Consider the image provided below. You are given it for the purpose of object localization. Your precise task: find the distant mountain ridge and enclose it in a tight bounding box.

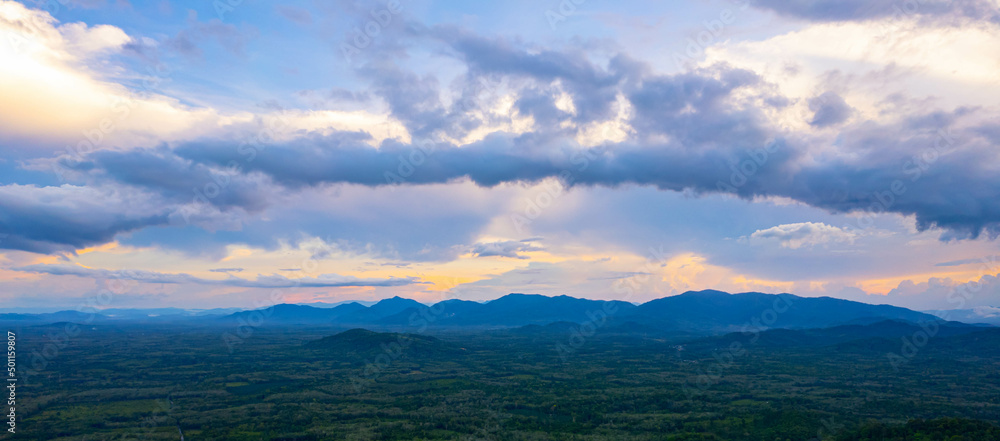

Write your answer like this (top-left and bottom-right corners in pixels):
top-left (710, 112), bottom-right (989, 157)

top-left (924, 306), bottom-right (1000, 326)
top-left (0, 291), bottom-right (963, 336)
top-left (620, 290), bottom-right (939, 333)
top-left (376, 293), bottom-right (637, 327)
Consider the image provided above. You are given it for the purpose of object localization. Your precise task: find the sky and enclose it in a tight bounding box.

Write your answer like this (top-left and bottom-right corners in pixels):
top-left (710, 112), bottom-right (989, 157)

top-left (1, 0), bottom-right (1000, 311)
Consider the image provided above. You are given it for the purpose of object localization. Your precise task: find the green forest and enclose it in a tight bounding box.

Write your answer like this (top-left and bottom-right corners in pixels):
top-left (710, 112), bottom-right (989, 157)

top-left (15, 323), bottom-right (1000, 440)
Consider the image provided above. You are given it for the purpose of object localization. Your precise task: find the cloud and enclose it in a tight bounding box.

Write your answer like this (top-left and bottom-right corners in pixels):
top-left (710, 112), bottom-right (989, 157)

top-left (0, 1), bottom-right (225, 150)
top-left (426, 26), bottom-right (632, 126)
top-left (296, 88), bottom-right (371, 109)
top-left (970, 306), bottom-right (1000, 317)
top-left (14, 264), bottom-right (421, 288)
top-left (750, 222), bottom-right (858, 248)
top-left (587, 271), bottom-right (652, 281)
top-left (83, 147), bottom-right (276, 212)
top-left (936, 257), bottom-right (1000, 267)
top-left (5, 5), bottom-right (1000, 260)
top-left (809, 92), bottom-right (853, 127)
top-left (14, 62), bottom-right (1000, 255)
top-left (748, 0), bottom-right (1000, 23)
top-left (164, 10), bottom-right (257, 59)
top-left (171, 105), bottom-right (1000, 240)
top-left (208, 267), bottom-right (243, 273)
top-left (0, 184), bottom-right (172, 254)
top-left (883, 271), bottom-right (1000, 310)
top-left (469, 240), bottom-right (544, 259)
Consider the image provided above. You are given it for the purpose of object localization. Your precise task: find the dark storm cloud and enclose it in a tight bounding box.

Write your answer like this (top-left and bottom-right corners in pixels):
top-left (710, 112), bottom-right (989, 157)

top-left (85, 148), bottom-right (272, 212)
top-left (167, 129), bottom-right (785, 193)
top-left (785, 111), bottom-right (1000, 239)
top-left (0, 185), bottom-right (171, 254)
top-left (152, 102), bottom-right (1000, 241)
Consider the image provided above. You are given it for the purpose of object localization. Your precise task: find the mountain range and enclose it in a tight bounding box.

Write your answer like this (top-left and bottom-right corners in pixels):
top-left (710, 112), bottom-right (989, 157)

top-left (0, 290), bottom-right (970, 337)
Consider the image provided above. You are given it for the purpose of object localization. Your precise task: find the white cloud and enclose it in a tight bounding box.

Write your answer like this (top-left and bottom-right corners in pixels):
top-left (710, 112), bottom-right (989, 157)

top-left (750, 222), bottom-right (858, 249)
top-left (0, 1), bottom-right (216, 147)
top-left (882, 272), bottom-right (1000, 310)
top-left (468, 239), bottom-right (543, 259)
top-left (971, 305), bottom-right (1000, 317)
top-left (703, 17), bottom-right (1000, 129)
top-left (0, 1), bottom-right (412, 153)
